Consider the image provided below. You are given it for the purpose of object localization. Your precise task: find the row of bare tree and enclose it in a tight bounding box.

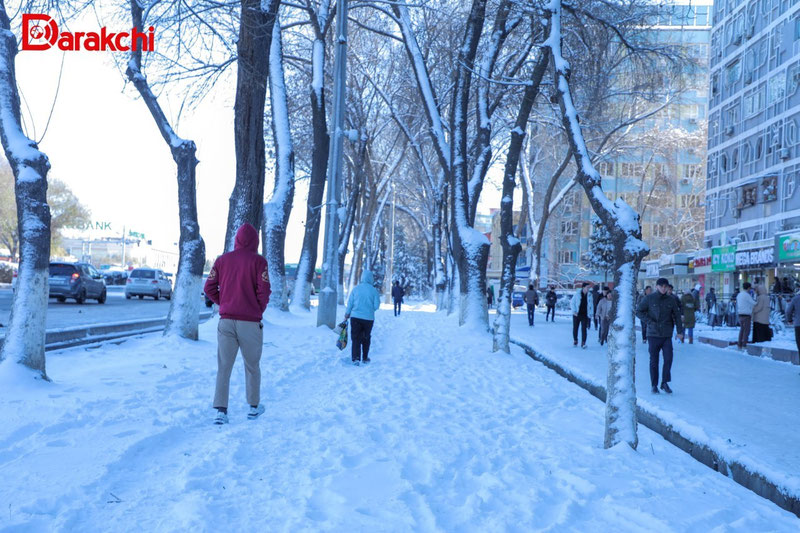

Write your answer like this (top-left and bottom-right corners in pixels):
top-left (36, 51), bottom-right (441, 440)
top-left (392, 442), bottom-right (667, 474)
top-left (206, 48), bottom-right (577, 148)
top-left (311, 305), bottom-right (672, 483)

top-left (0, 0), bottom-right (699, 449)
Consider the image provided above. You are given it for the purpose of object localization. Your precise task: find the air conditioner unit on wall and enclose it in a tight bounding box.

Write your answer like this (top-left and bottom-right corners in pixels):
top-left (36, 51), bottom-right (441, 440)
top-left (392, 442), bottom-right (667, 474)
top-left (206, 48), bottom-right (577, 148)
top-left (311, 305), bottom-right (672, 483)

top-left (780, 148), bottom-right (791, 159)
top-left (725, 126), bottom-right (735, 136)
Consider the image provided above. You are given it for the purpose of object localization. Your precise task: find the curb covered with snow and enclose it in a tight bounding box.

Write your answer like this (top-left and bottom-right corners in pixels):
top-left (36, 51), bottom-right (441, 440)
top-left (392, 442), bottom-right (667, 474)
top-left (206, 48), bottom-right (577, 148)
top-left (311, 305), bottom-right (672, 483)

top-left (0, 312), bottom-right (213, 352)
top-left (511, 338), bottom-right (800, 519)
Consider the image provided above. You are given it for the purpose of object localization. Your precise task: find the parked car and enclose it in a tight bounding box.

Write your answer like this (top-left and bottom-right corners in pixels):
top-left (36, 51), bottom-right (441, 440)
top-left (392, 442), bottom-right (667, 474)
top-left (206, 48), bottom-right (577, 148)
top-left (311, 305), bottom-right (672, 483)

top-left (511, 285), bottom-right (527, 309)
top-left (49, 262), bottom-right (107, 304)
top-left (201, 272), bottom-right (213, 307)
top-left (125, 268), bottom-right (173, 300)
top-left (101, 268), bottom-right (128, 286)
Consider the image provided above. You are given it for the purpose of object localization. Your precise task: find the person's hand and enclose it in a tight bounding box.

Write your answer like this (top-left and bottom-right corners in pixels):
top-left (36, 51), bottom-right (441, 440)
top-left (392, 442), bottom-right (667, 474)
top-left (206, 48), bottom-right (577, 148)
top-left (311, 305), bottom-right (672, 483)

top-left (344, 314), bottom-right (350, 320)
top-left (677, 334), bottom-right (684, 342)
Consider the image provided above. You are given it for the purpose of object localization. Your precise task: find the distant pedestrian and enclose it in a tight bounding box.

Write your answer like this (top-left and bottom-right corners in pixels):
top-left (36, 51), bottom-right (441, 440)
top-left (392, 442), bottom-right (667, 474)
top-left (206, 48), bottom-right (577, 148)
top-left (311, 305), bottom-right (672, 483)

top-left (705, 287), bottom-right (717, 329)
top-left (391, 280), bottom-right (405, 317)
top-left (784, 290), bottom-right (800, 355)
top-left (772, 278), bottom-right (783, 294)
top-left (345, 270), bottom-right (381, 365)
top-left (204, 223), bottom-right (271, 425)
top-left (595, 290), bottom-right (613, 346)
top-left (524, 284), bottom-right (539, 326)
top-left (692, 283), bottom-right (702, 311)
top-left (636, 277), bottom-right (683, 394)
top-left (751, 284), bottom-right (771, 343)
top-left (736, 282), bottom-right (757, 350)
top-left (639, 286), bottom-right (652, 343)
top-left (487, 285), bottom-right (495, 309)
top-left (668, 284), bottom-right (681, 312)
top-left (591, 285), bottom-right (601, 330)
top-left (680, 290), bottom-right (696, 344)
top-left (571, 282), bottom-right (593, 349)
top-left (545, 285), bottom-right (557, 322)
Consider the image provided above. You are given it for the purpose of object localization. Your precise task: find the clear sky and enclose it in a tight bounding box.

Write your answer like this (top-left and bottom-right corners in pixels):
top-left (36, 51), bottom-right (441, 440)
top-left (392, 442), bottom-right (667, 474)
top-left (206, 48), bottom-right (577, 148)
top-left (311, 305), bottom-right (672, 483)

top-left (12, 13), bottom-right (503, 265)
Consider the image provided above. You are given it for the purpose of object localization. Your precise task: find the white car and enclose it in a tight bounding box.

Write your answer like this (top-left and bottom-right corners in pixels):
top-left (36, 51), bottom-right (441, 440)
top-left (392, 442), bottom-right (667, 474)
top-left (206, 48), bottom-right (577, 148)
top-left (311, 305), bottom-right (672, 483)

top-left (125, 268), bottom-right (172, 300)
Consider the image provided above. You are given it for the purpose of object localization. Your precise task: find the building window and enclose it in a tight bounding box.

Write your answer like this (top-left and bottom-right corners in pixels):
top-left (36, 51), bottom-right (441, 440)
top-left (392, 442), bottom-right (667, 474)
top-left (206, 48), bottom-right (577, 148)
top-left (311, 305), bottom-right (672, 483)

top-left (697, 6), bottom-right (709, 25)
top-left (597, 161), bottom-right (615, 176)
top-left (560, 220), bottom-right (578, 236)
top-left (726, 60), bottom-right (742, 87)
top-left (652, 224), bottom-right (667, 238)
top-left (744, 88), bottom-right (764, 116)
top-left (768, 71), bottom-right (786, 104)
top-left (683, 164), bottom-right (702, 179)
top-left (619, 162), bottom-right (644, 178)
top-left (680, 194), bottom-right (699, 208)
top-left (557, 250), bottom-right (577, 263)
top-left (763, 176), bottom-right (778, 201)
top-left (741, 185), bottom-right (757, 207)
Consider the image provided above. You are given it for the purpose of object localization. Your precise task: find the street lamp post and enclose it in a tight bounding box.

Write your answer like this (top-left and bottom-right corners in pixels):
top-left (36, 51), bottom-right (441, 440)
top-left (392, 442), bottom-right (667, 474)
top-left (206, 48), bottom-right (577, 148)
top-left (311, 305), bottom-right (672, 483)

top-left (317, 0), bottom-right (349, 328)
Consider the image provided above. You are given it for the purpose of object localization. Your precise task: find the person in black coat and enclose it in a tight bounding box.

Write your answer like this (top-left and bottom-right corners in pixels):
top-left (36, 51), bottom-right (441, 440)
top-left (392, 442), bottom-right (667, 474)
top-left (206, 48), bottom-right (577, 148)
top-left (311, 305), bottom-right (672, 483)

top-left (545, 286), bottom-right (557, 322)
top-left (391, 280), bottom-right (405, 316)
top-left (637, 278), bottom-right (684, 394)
top-left (591, 285), bottom-right (601, 330)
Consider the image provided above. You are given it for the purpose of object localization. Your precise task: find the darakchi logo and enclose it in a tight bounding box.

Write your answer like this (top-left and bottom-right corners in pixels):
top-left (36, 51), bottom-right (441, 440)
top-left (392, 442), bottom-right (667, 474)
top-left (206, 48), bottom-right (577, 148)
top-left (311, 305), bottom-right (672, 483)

top-left (22, 14), bottom-right (155, 52)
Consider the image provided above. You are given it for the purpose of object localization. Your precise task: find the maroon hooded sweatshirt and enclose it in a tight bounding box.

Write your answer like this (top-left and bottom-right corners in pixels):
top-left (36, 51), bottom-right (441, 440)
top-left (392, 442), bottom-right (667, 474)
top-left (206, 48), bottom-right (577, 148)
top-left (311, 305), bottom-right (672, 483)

top-left (204, 223), bottom-right (271, 322)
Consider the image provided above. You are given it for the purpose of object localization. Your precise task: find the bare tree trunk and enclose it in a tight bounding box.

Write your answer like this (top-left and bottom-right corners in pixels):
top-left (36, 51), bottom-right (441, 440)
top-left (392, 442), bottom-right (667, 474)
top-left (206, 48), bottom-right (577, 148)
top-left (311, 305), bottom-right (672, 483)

top-left (337, 134), bottom-right (366, 304)
top-left (450, 0), bottom-right (490, 329)
top-left (533, 150), bottom-right (572, 283)
top-left (546, 0), bottom-right (649, 450)
top-left (493, 48), bottom-right (549, 353)
top-left (0, 4), bottom-right (52, 378)
top-left (224, 0), bottom-right (280, 251)
top-left (127, 1), bottom-right (205, 340)
top-left (291, 36), bottom-right (329, 311)
top-left (263, 17), bottom-right (295, 312)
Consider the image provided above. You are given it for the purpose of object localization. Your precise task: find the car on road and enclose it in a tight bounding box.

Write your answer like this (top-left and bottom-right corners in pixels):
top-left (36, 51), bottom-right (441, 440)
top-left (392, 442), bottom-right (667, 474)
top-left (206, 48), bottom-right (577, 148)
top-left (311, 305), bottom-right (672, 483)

top-left (101, 268), bottom-right (128, 286)
top-left (511, 286), bottom-right (526, 309)
top-left (125, 268), bottom-right (172, 300)
top-left (202, 272), bottom-right (213, 307)
top-left (49, 262), bottom-right (107, 304)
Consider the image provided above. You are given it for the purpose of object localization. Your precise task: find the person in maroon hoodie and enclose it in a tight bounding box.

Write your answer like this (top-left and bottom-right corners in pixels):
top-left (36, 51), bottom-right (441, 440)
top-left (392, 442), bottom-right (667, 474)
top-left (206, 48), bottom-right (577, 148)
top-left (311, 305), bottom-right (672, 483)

top-left (204, 223), bottom-right (271, 425)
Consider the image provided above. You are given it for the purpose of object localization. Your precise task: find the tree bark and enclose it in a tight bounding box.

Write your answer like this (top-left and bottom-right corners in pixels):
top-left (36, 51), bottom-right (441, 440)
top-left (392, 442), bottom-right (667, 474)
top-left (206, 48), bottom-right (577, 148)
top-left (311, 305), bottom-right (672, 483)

top-left (263, 17), bottom-right (295, 312)
top-left (450, 0), bottom-right (490, 329)
top-left (127, 0), bottom-right (205, 340)
top-left (545, 0), bottom-right (649, 450)
top-left (0, 4), bottom-right (52, 378)
top-left (291, 37), bottom-right (329, 311)
top-left (493, 48), bottom-right (550, 353)
top-left (337, 134), bottom-right (366, 303)
top-left (224, 0), bottom-right (280, 252)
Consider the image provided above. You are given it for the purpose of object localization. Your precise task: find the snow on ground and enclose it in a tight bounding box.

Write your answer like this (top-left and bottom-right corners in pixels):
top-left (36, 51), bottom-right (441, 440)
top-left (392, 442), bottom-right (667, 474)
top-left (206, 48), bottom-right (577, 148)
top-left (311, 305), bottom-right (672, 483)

top-left (693, 321), bottom-right (799, 353)
top-left (1, 303), bottom-right (798, 531)
top-left (510, 308), bottom-right (800, 500)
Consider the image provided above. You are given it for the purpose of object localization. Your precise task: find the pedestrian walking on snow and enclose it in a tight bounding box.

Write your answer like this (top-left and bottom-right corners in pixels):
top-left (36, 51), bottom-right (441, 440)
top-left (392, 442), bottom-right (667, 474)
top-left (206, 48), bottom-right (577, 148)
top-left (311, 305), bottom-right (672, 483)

top-left (524, 284), bottom-right (539, 326)
top-left (736, 282), bottom-right (757, 350)
top-left (204, 223), bottom-right (271, 425)
top-left (391, 280), bottom-right (405, 317)
top-left (752, 284), bottom-right (771, 343)
top-left (591, 285), bottom-right (601, 330)
top-left (706, 287), bottom-right (717, 329)
top-left (487, 285), bottom-right (495, 309)
top-left (784, 291), bottom-right (800, 355)
top-left (345, 270), bottom-right (381, 364)
top-left (595, 290), bottom-right (613, 346)
top-left (545, 286), bottom-right (557, 322)
top-left (636, 277), bottom-right (684, 394)
top-left (680, 291), bottom-right (696, 344)
top-left (571, 282), bottom-right (593, 348)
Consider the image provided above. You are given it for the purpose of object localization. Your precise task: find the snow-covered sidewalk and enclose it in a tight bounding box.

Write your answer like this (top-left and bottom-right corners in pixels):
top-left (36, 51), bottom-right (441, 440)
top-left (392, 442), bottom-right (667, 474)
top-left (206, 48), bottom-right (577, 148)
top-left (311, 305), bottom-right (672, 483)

top-left (1, 304), bottom-right (798, 531)
top-left (511, 309), bottom-right (800, 504)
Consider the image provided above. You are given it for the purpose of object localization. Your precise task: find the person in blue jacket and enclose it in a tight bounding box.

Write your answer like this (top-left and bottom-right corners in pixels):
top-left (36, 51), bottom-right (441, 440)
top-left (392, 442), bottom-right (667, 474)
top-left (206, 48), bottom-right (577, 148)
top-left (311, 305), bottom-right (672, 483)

top-left (345, 270), bottom-right (381, 364)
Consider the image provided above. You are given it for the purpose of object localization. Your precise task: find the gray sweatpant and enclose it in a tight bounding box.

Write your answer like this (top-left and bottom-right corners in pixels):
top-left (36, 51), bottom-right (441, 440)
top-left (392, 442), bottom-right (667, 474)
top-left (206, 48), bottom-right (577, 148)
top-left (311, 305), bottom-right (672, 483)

top-left (213, 319), bottom-right (263, 409)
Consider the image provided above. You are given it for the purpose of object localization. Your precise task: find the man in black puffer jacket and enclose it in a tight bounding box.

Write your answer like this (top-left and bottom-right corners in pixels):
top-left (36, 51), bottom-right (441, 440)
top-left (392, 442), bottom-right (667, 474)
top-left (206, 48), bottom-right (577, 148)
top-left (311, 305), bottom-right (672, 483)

top-left (545, 286), bottom-right (557, 322)
top-left (636, 277), bottom-right (684, 395)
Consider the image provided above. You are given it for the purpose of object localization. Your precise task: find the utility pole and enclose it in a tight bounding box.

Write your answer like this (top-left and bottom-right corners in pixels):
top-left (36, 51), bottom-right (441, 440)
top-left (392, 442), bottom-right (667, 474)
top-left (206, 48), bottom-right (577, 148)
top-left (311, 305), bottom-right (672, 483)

top-left (121, 225), bottom-right (126, 268)
top-left (317, 0), bottom-right (349, 328)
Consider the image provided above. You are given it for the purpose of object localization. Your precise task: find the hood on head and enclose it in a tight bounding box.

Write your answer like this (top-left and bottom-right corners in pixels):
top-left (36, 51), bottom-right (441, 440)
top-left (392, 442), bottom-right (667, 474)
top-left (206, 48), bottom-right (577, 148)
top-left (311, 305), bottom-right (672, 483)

top-left (361, 270), bottom-right (374, 285)
top-left (234, 223), bottom-right (259, 252)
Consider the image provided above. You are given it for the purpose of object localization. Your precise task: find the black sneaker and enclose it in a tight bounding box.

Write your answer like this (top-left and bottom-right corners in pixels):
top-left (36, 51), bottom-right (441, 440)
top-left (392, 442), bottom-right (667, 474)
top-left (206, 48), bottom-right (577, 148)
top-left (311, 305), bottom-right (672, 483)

top-left (362, 357), bottom-right (371, 364)
top-left (352, 360), bottom-right (360, 366)
top-left (581, 344), bottom-right (587, 349)
top-left (574, 341), bottom-right (578, 347)
top-left (660, 383), bottom-right (673, 394)
top-left (651, 386), bottom-right (659, 394)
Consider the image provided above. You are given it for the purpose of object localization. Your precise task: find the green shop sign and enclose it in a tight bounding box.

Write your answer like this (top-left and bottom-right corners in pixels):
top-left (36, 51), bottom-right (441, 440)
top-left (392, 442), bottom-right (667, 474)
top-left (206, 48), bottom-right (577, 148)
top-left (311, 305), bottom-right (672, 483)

top-left (777, 234), bottom-right (800, 262)
top-left (711, 245), bottom-right (736, 272)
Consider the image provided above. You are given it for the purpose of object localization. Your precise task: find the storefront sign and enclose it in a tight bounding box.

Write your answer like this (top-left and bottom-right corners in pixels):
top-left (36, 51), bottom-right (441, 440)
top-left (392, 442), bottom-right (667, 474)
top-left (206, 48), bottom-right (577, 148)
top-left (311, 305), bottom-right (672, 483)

top-left (712, 245), bottom-right (736, 272)
top-left (734, 247), bottom-right (774, 269)
top-left (777, 233), bottom-right (800, 262)
top-left (645, 261), bottom-right (660, 277)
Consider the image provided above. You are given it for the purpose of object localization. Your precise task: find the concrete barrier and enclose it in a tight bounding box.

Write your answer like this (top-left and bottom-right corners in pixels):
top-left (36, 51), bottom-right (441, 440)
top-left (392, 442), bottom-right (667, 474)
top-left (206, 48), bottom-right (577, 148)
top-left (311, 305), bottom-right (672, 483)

top-left (0, 312), bottom-right (213, 352)
top-left (511, 338), bottom-right (800, 519)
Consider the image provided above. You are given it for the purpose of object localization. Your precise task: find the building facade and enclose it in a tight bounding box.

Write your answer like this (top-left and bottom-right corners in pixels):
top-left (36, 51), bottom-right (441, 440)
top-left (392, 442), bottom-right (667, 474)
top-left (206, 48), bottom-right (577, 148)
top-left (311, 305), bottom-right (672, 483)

top-left (706, 0), bottom-right (800, 293)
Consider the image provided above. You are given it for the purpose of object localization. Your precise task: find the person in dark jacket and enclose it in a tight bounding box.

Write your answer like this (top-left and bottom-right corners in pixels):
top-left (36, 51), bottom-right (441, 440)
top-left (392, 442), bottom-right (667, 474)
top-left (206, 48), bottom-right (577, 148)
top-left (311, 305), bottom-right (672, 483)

top-left (680, 290), bottom-right (696, 344)
top-left (785, 290), bottom-right (800, 355)
top-left (545, 286), bottom-right (557, 322)
top-left (204, 223), bottom-right (271, 425)
top-left (524, 284), bottom-right (539, 326)
top-left (639, 286), bottom-right (652, 343)
top-left (591, 285), bottom-right (601, 330)
top-left (570, 282), bottom-right (593, 348)
top-left (391, 280), bottom-right (405, 316)
top-left (487, 285), bottom-right (495, 309)
top-left (705, 287), bottom-right (717, 329)
top-left (636, 277), bottom-right (684, 394)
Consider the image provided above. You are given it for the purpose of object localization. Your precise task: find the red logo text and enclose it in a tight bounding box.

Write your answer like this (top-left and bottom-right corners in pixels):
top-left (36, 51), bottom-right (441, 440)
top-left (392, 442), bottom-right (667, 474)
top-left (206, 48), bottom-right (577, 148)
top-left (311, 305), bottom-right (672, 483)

top-left (22, 14), bottom-right (154, 52)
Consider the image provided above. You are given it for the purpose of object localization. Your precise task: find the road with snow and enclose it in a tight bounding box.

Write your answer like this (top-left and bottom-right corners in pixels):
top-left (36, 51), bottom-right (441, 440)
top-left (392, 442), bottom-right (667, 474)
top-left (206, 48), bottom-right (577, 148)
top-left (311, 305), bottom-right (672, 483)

top-left (0, 287), bottom-right (209, 330)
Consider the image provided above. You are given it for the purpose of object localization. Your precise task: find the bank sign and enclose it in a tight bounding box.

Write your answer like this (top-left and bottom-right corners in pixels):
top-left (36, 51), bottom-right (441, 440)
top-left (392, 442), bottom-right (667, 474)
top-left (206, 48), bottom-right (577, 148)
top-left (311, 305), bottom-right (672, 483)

top-left (735, 247), bottom-right (774, 269)
top-left (712, 245), bottom-right (736, 272)
top-left (777, 234), bottom-right (800, 262)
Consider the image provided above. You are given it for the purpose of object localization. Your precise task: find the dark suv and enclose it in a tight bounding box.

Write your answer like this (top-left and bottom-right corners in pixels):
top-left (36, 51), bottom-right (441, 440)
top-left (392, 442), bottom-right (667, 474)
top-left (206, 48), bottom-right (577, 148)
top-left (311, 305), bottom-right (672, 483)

top-left (49, 262), bottom-right (107, 304)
